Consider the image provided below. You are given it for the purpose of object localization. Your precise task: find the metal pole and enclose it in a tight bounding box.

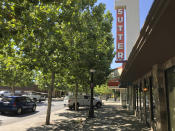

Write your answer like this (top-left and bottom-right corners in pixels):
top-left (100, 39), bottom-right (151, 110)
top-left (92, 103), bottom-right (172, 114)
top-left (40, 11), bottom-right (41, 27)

top-left (89, 71), bottom-right (94, 118)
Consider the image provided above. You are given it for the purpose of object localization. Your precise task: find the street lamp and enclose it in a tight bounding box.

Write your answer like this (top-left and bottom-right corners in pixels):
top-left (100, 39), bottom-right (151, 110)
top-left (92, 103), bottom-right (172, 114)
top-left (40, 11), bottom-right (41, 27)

top-left (89, 69), bottom-right (96, 118)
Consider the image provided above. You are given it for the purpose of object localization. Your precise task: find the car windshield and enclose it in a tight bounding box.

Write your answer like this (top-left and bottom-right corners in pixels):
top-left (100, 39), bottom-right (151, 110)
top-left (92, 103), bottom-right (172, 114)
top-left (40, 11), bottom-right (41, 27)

top-left (1, 97), bottom-right (13, 102)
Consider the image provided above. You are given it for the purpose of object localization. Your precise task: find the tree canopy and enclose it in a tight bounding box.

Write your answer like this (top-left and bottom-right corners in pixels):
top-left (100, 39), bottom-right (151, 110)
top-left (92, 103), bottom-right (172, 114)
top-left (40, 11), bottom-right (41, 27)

top-left (0, 0), bottom-right (114, 124)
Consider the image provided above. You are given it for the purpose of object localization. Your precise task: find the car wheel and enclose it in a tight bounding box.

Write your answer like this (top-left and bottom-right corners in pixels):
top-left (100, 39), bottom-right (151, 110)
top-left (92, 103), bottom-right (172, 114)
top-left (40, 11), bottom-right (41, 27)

top-left (77, 103), bottom-right (79, 110)
top-left (33, 98), bottom-right (37, 102)
top-left (72, 104), bottom-right (75, 110)
top-left (17, 107), bottom-right (22, 115)
top-left (69, 106), bottom-right (73, 110)
top-left (1, 112), bottom-right (6, 115)
top-left (73, 103), bottom-right (79, 110)
top-left (32, 105), bottom-right (36, 112)
top-left (96, 102), bottom-right (102, 109)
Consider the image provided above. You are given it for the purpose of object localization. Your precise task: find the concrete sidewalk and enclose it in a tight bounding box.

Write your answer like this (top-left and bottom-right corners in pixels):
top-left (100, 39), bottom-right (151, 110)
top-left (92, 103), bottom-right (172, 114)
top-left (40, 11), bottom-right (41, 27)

top-left (25, 100), bottom-right (150, 131)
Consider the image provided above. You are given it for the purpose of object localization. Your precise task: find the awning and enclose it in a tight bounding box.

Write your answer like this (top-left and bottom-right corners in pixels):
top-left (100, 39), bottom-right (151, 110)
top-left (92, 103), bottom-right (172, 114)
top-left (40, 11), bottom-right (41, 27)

top-left (108, 81), bottom-right (119, 86)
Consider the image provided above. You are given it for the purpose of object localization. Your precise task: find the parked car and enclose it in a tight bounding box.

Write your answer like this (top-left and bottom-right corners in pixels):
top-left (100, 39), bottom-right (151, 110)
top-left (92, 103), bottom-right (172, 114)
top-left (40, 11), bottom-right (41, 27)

top-left (64, 95), bottom-right (102, 110)
top-left (23, 91), bottom-right (46, 102)
top-left (0, 90), bottom-right (12, 97)
top-left (14, 90), bottom-right (23, 96)
top-left (0, 96), bottom-right (36, 114)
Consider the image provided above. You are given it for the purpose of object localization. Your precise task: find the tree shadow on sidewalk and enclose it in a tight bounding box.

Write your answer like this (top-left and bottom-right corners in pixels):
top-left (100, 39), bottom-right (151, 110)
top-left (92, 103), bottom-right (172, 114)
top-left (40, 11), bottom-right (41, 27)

top-left (58, 107), bottom-right (89, 119)
top-left (27, 104), bottom-right (151, 131)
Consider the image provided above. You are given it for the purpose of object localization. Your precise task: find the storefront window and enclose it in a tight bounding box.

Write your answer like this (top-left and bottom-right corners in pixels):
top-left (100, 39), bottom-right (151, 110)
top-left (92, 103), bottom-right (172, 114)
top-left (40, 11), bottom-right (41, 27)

top-left (149, 77), bottom-right (154, 121)
top-left (165, 66), bottom-right (175, 131)
top-left (136, 87), bottom-right (139, 111)
top-left (144, 79), bottom-right (150, 126)
top-left (150, 77), bottom-right (158, 123)
top-left (139, 85), bottom-right (142, 111)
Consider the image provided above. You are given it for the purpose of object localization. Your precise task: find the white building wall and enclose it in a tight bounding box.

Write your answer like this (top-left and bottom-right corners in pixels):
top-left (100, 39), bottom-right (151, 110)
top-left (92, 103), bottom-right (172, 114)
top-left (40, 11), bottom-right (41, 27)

top-left (115, 0), bottom-right (140, 59)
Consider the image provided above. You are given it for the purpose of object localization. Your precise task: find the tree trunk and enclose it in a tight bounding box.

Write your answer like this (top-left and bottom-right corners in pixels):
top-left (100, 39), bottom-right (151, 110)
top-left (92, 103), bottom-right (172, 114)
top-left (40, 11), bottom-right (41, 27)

top-left (85, 86), bottom-right (88, 95)
top-left (46, 72), bottom-right (55, 125)
top-left (75, 82), bottom-right (78, 111)
top-left (59, 91), bottom-right (62, 97)
top-left (11, 86), bottom-right (15, 95)
top-left (53, 89), bottom-right (56, 98)
top-left (114, 89), bottom-right (117, 101)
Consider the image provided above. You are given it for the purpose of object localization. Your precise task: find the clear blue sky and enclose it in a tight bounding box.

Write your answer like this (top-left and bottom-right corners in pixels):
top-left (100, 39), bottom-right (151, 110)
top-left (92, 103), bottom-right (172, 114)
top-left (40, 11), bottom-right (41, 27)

top-left (96, 0), bottom-right (154, 69)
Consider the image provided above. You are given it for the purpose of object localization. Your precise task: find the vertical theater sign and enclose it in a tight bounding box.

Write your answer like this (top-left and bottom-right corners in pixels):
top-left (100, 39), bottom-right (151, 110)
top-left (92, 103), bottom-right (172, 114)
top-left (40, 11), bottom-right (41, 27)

top-left (114, 0), bottom-right (140, 106)
top-left (116, 8), bottom-right (125, 62)
top-left (115, 0), bottom-right (140, 62)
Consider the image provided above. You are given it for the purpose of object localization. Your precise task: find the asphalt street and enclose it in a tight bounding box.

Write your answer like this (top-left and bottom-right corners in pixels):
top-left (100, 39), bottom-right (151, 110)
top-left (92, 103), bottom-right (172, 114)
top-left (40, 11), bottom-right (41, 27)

top-left (0, 100), bottom-right (64, 126)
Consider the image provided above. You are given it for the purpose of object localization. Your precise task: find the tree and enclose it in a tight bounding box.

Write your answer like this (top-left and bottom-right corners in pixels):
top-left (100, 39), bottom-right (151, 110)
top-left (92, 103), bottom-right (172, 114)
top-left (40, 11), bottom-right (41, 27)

top-left (15, 0), bottom-right (99, 124)
top-left (94, 84), bottom-right (113, 97)
top-left (0, 41), bottom-right (35, 93)
top-left (20, 3), bottom-right (68, 124)
top-left (0, 0), bottom-right (114, 123)
top-left (64, 3), bottom-right (114, 110)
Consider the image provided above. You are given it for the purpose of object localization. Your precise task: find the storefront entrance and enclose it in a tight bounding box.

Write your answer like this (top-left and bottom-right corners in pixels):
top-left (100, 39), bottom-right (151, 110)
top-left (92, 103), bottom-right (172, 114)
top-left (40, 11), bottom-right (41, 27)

top-left (165, 66), bottom-right (175, 131)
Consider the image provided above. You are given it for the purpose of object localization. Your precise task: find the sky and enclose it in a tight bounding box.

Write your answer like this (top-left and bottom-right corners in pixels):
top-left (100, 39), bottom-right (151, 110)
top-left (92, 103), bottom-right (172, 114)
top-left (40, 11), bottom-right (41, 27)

top-left (96, 0), bottom-right (154, 69)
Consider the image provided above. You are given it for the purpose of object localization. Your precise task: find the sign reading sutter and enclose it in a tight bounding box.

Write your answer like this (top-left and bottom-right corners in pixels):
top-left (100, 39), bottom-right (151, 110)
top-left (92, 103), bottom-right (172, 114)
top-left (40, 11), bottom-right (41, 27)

top-left (116, 8), bottom-right (125, 62)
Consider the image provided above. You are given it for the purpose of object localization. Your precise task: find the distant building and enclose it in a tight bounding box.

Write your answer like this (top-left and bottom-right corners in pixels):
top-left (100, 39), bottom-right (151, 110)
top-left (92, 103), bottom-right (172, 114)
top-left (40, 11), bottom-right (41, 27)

top-left (108, 66), bottom-right (127, 106)
top-left (108, 66), bottom-right (122, 89)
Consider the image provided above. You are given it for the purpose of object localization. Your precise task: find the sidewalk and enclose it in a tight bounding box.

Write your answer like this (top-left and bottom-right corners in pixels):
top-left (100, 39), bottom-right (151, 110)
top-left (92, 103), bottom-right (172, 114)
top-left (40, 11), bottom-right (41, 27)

top-left (25, 100), bottom-right (150, 131)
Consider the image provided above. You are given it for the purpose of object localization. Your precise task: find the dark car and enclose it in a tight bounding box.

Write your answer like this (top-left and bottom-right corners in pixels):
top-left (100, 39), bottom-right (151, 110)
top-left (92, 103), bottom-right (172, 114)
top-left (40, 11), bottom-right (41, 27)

top-left (0, 96), bottom-right (36, 115)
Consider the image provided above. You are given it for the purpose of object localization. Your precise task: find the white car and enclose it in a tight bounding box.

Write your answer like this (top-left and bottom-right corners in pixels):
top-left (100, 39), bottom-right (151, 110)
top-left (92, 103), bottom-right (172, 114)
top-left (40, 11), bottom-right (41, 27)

top-left (64, 95), bottom-right (102, 110)
top-left (0, 90), bottom-right (12, 97)
top-left (23, 91), bottom-right (46, 102)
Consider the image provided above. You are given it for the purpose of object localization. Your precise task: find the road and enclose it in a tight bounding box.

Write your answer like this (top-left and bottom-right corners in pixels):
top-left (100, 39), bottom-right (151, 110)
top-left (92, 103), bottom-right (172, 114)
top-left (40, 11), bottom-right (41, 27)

top-left (0, 100), bottom-right (64, 126)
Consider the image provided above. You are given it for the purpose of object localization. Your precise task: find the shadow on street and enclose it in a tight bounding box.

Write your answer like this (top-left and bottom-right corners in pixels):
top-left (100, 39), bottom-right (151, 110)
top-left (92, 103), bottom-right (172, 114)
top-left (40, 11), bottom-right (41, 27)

top-left (27, 104), bottom-right (151, 131)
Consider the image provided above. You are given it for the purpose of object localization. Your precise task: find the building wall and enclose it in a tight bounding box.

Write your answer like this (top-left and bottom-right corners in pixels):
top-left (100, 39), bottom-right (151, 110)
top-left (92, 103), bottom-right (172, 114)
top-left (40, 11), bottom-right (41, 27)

top-left (127, 56), bottom-right (175, 131)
